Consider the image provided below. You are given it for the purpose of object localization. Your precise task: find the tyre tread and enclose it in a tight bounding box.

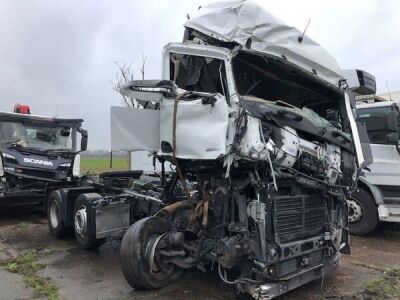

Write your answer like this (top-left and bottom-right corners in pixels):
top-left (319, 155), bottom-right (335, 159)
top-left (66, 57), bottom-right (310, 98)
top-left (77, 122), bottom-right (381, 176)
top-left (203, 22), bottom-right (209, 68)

top-left (47, 190), bottom-right (66, 238)
top-left (349, 187), bottom-right (379, 236)
top-left (121, 217), bottom-right (183, 290)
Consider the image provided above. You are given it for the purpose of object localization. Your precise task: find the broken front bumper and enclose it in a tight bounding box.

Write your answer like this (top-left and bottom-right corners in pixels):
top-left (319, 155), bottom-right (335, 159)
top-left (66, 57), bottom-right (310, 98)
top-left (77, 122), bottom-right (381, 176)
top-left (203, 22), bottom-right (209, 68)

top-left (240, 252), bottom-right (341, 300)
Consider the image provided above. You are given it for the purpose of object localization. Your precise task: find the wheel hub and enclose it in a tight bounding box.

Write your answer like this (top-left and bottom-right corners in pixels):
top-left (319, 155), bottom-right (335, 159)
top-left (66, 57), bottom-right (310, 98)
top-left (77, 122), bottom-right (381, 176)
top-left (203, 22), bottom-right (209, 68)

top-left (74, 207), bottom-right (87, 237)
top-left (347, 199), bottom-right (363, 223)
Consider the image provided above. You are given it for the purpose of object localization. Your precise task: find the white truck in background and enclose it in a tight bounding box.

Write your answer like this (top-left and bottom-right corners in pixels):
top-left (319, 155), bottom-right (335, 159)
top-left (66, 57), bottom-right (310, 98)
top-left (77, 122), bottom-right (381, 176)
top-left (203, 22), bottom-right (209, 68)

top-left (343, 69), bottom-right (400, 235)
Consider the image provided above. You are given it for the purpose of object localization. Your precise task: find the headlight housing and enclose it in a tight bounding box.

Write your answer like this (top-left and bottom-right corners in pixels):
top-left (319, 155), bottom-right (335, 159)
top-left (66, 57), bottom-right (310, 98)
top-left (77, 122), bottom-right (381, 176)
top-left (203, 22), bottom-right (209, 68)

top-left (72, 154), bottom-right (81, 177)
top-left (2, 153), bottom-right (16, 160)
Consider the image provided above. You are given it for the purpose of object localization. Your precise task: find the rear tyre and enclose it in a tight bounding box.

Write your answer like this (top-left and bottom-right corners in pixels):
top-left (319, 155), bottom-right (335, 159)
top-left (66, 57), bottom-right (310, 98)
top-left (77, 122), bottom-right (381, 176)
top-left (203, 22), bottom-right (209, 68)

top-left (348, 187), bottom-right (379, 236)
top-left (73, 193), bottom-right (106, 249)
top-left (47, 191), bottom-right (67, 238)
top-left (121, 216), bottom-right (184, 289)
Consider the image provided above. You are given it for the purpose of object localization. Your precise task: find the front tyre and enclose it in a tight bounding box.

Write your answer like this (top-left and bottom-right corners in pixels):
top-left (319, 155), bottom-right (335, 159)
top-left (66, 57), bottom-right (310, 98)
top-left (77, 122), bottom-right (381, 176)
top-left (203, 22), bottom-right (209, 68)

top-left (348, 188), bottom-right (379, 236)
top-left (121, 216), bottom-right (184, 289)
top-left (73, 193), bottom-right (106, 249)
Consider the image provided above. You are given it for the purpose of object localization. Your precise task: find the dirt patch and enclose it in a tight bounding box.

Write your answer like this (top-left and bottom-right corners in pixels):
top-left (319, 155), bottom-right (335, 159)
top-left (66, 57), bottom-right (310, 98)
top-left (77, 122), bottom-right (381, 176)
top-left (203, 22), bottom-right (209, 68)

top-left (0, 206), bottom-right (399, 300)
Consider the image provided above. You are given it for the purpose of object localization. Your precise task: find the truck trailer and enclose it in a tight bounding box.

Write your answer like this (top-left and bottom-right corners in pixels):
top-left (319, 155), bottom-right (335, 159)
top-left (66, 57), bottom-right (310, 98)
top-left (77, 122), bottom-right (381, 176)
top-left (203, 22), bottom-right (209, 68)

top-left (46, 2), bottom-right (372, 299)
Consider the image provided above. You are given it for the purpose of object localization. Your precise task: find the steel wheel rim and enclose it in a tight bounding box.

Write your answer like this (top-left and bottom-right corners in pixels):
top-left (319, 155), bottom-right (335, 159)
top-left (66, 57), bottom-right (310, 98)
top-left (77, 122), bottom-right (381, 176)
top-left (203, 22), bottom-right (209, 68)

top-left (348, 198), bottom-right (364, 223)
top-left (74, 206), bottom-right (87, 237)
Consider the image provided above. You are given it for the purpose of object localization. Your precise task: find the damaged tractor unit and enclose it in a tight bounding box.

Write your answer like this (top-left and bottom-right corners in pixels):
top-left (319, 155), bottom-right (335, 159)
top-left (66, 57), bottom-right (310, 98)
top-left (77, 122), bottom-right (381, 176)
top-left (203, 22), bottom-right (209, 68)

top-left (115, 3), bottom-right (370, 299)
top-left (118, 59), bottom-right (358, 299)
top-left (0, 107), bottom-right (87, 206)
top-left (45, 2), bottom-right (371, 299)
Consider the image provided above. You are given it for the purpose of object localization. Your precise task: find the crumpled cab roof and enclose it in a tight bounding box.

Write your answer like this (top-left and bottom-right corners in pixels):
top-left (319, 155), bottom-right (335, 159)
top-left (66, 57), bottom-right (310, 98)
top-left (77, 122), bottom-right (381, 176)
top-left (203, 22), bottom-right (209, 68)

top-left (184, 0), bottom-right (343, 88)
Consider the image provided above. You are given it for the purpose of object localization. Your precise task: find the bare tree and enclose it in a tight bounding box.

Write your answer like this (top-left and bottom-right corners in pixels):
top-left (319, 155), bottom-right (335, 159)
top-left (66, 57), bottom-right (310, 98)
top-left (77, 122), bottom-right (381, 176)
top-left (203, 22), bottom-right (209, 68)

top-left (111, 54), bottom-right (147, 108)
top-left (110, 61), bottom-right (135, 107)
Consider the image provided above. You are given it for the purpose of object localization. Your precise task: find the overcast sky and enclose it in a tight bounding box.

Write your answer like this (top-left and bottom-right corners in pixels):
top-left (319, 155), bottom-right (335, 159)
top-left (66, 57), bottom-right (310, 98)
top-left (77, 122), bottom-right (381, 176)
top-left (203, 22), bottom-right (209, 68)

top-left (1, 0), bottom-right (399, 149)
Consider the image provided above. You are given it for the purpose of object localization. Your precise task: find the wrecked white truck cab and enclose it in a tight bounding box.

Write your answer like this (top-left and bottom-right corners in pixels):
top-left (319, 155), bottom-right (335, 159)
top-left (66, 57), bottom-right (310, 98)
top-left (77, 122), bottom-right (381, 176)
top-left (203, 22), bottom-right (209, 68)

top-left (111, 2), bottom-right (372, 299)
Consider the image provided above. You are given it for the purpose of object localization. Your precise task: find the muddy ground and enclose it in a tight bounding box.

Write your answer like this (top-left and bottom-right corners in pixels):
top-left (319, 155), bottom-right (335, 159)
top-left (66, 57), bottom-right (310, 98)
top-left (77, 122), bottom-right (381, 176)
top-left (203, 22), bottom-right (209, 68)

top-left (0, 205), bottom-right (399, 300)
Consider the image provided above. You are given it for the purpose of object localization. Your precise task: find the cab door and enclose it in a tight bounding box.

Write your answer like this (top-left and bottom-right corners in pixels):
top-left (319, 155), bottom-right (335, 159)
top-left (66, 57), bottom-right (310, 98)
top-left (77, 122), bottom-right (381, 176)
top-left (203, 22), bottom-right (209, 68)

top-left (357, 103), bottom-right (400, 204)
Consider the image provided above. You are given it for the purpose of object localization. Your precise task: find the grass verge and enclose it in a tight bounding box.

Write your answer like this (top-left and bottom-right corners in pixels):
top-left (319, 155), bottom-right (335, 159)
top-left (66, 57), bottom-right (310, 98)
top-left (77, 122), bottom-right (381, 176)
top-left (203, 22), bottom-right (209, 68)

top-left (17, 222), bottom-right (29, 230)
top-left (362, 268), bottom-right (400, 299)
top-left (1, 250), bottom-right (58, 300)
top-left (81, 157), bottom-right (129, 174)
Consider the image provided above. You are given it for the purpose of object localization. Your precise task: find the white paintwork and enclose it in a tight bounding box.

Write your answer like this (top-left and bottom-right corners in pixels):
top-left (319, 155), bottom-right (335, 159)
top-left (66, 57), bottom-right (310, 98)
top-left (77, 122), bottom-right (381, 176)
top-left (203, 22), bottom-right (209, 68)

top-left (110, 35), bottom-right (358, 186)
top-left (378, 205), bottom-right (400, 222)
top-left (111, 49), bottom-right (359, 179)
top-left (110, 106), bottom-right (160, 152)
top-left (345, 93), bottom-right (365, 168)
top-left (341, 69), bottom-right (361, 91)
top-left (364, 144), bottom-right (400, 186)
top-left (364, 143), bottom-right (400, 221)
top-left (72, 154), bottom-right (80, 177)
top-left (159, 94), bottom-right (229, 159)
top-left (112, 44), bottom-right (233, 160)
top-left (238, 116), bottom-right (269, 160)
top-left (0, 154), bottom-right (4, 176)
top-left (184, 0), bottom-right (343, 87)
top-left (162, 42), bottom-right (240, 106)
top-left (270, 127), bottom-right (299, 168)
top-left (110, 94), bottom-right (229, 160)
top-left (356, 101), bottom-right (400, 222)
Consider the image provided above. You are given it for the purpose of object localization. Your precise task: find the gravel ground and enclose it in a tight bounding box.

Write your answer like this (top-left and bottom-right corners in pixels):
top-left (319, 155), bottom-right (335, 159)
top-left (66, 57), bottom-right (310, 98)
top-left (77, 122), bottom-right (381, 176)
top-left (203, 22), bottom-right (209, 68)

top-left (0, 204), bottom-right (399, 300)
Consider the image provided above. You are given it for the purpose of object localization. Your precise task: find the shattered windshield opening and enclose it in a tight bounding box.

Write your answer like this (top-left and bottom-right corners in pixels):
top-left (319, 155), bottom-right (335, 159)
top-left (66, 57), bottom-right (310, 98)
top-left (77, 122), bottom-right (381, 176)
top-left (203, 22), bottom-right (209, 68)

top-left (0, 122), bottom-right (73, 151)
top-left (232, 51), bottom-right (344, 131)
top-left (170, 53), bottom-right (228, 97)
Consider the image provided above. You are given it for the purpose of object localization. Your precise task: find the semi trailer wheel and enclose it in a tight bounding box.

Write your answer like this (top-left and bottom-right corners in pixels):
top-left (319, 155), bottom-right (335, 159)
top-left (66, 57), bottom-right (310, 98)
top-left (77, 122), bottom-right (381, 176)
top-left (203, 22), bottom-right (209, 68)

top-left (121, 216), bottom-right (184, 289)
top-left (348, 187), bottom-right (379, 236)
top-left (73, 193), bottom-right (106, 249)
top-left (47, 191), bottom-right (67, 238)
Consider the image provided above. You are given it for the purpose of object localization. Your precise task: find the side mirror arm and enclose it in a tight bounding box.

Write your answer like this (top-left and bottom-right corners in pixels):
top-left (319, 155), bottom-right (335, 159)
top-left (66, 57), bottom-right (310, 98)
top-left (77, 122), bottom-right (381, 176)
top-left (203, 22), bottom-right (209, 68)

top-left (77, 128), bottom-right (88, 152)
